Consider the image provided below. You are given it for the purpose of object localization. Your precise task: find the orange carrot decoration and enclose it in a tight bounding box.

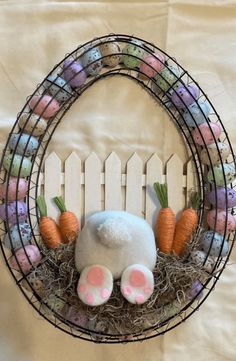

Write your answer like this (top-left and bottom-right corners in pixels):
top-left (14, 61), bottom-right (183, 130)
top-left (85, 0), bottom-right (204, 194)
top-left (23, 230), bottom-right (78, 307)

top-left (36, 195), bottom-right (63, 249)
top-left (172, 192), bottom-right (201, 256)
top-left (153, 182), bottom-right (176, 254)
top-left (53, 196), bottom-right (79, 243)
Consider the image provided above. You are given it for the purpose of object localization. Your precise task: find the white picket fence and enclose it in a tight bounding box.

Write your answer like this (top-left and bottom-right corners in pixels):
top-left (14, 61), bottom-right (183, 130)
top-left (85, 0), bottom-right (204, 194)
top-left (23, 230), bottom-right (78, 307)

top-left (36, 152), bottom-right (197, 228)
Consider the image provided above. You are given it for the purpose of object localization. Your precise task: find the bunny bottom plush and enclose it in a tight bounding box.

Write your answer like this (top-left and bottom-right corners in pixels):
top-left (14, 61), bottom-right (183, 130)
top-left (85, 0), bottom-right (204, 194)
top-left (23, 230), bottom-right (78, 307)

top-left (75, 211), bottom-right (157, 306)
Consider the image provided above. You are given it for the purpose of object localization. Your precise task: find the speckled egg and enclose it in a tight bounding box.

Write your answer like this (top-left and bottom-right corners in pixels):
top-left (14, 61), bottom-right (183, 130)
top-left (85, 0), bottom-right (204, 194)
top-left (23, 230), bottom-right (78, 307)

top-left (207, 209), bottom-right (236, 234)
top-left (44, 75), bottom-right (73, 102)
top-left (46, 294), bottom-right (65, 313)
top-left (29, 95), bottom-right (60, 119)
top-left (207, 164), bottom-right (236, 186)
top-left (81, 47), bottom-right (103, 76)
top-left (190, 250), bottom-right (215, 272)
top-left (122, 40), bottom-right (145, 69)
top-left (64, 306), bottom-right (88, 327)
top-left (3, 154), bottom-right (32, 177)
top-left (18, 113), bottom-right (47, 137)
top-left (201, 230), bottom-right (229, 257)
top-left (99, 39), bottom-right (121, 67)
top-left (183, 101), bottom-right (211, 128)
top-left (154, 65), bottom-right (182, 93)
top-left (0, 177), bottom-right (28, 201)
top-left (140, 52), bottom-right (165, 78)
top-left (192, 122), bottom-right (222, 146)
top-left (0, 201), bottom-right (27, 224)
top-left (21, 273), bottom-right (45, 295)
top-left (163, 300), bottom-right (182, 320)
top-left (200, 142), bottom-right (230, 165)
top-left (4, 222), bottom-right (32, 250)
top-left (62, 59), bottom-right (87, 88)
top-left (9, 133), bottom-right (38, 157)
top-left (10, 244), bottom-right (42, 273)
top-left (171, 84), bottom-right (200, 109)
top-left (208, 187), bottom-right (236, 209)
top-left (186, 280), bottom-right (204, 301)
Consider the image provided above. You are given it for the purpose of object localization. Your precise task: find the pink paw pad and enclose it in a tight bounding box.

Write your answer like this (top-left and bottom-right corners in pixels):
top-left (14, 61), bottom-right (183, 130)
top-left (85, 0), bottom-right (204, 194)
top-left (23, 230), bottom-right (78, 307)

top-left (77, 265), bottom-right (113, 307)
top-left (121, 264), bottom-right (154, 305)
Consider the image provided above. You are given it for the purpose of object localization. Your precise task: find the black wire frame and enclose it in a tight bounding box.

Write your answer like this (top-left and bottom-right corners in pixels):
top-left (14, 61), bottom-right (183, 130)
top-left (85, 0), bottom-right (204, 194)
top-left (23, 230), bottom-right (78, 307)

top-left (0, 33), bottom-right (235, 343)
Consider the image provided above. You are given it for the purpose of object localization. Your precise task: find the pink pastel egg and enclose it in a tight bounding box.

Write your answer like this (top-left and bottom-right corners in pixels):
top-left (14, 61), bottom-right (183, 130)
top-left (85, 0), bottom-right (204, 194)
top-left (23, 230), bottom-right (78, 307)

top-left (207, 209), bottom-right (236, 234)
top-left (10, 245), bottom-right (42, 273)
top-left (29, 95), bottom-right (60, 119)
top-left (0, 177), bottom-right (28, 201)
top-left (192, 122), bottom-right (222, 145)
top-left (140, 52), bottom-right (165, 78)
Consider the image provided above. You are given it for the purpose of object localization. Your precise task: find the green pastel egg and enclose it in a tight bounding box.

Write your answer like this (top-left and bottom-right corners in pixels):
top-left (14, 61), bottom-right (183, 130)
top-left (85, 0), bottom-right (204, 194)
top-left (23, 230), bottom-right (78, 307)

top-left (123, 40), bottom-right (145, 68)
top-left (207, 163), bottom-right (236, 186)
top-left (163, 300), bottom-right (182, 320)
top-left (46, 294), bottom-right (65, 313)
top-left (3, 154), bottom-right (32, 177)
top-left (154, 65), bottom-right (181, 93)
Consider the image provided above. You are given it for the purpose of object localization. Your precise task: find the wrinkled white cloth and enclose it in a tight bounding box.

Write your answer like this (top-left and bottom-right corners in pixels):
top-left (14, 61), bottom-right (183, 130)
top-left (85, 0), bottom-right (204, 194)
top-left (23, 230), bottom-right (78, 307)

top-left (0, 1), bottom-right (236, 360)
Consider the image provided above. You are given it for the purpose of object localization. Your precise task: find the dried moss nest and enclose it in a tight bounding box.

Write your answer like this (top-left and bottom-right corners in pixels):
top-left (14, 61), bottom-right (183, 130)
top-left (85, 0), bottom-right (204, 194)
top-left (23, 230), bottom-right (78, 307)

top-left (22, 238), bottom-right (211, 337)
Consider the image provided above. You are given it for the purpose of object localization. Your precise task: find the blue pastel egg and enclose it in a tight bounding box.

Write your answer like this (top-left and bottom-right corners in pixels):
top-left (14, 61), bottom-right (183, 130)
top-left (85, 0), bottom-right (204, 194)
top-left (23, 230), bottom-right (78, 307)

top-left (9, 133), bottom-right (38, 157)
top-left (81, 47), bottom-right (103, 76)
top-left (201, 230), bottom-right (229, 257)
top-left (4, 222), bottom-right (32, 250)
top-left (183, 101), bottom-right (211, 127)
top-left (44, 75), bottom-right (73, 102)
top-left (3, 154), bottom-right (32, 177)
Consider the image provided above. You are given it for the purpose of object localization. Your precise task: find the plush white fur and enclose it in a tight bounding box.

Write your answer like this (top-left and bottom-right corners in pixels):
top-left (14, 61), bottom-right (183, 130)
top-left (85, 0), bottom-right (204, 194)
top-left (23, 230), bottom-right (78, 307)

top-left (75, 211), bottom-right (157, 279)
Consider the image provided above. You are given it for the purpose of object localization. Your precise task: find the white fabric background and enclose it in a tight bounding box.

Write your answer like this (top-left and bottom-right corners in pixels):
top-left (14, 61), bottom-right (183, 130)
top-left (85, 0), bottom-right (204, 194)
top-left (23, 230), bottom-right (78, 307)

top-left (0, 0), bottom-right (236, 360)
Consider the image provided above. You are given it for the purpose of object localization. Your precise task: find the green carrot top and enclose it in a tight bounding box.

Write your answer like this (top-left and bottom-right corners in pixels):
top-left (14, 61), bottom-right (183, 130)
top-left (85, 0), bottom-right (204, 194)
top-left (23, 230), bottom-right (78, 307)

top-left (153, 182), bottom-right (169, 208)
top-left (36, 195), bottom-right (48, 217)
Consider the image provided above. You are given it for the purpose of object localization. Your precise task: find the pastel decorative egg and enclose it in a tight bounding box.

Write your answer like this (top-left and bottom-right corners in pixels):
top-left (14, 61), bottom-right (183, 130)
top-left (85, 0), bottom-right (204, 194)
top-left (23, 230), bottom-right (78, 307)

top-left (4, 222), bottom-right (32, 250)
top-left (29, 95), bottom-right (60, 119)
top-left (3, 154), bottom-right (32, 177)
top-left (44, 75), bottom-right (72, 102)
top-left (190, 250), bottom-right (215, 272)
top-left (208, 187), bottom-right (236, 209)
top-left (201, 230), bottom-right (229, 257)
top-left (9, 133), bottom-right (38, 157)
top-left (140, 52), bottom-right (165, 78)
top-left (207, 164), bottom-right (236, 186)
top-left (171, 84), bottom-right (200, 109)
top-left (100, 39), bottom-right (121, 67)
top-left (62, 59), bottom-right (87, 88)
top-left (183, 101), bottom-right (211, 128)
top-left (123, 40), bottom-right (145, 69)
top-left (163, 300), bottom-right (182, 320)
top-left (21, 273), bottom-right (45, 295)
top-left (154, 65), bottom-right (181, 93)
top-left (192, 122), bottom-right (222, 146)
top-left (207, 209), bottom-right (236, 234)
top-left (18, 113), bottom-right (47, 137)
top-left (46, 294), bottom-right (65, 313)
top-left (81, 47), bottom-right (103, 76)
top-left (10, 244), bottom-right (42, 273)
top-left (0, 201), bottom-right (27, 224)
top-left (186, 280), bottom-right (204, 301)
top-left (200, 142), bottom-right (230, 165)
top-left (64, 306), bottom-right (88, 327)
top-left (0, 177), bottom-right (28, 201)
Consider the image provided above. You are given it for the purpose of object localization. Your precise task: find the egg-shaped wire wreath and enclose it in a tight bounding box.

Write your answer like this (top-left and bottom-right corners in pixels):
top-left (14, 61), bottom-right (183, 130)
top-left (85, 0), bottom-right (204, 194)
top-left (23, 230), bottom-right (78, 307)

top-left (0, 34), bottom-right (235, 343)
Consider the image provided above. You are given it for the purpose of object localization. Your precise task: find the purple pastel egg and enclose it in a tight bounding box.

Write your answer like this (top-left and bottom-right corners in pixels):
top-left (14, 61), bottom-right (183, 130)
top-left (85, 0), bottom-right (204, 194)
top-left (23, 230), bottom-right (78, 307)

top-left (171, 84), bottom-right (200, 108)
top-left (62, 59), bottom-right (87, 88)
top-left (10, 245), bottom-right (42, 273)
top-left (0, 201), bottom-right (27, 224)
top-left (0, 178), bottom-right (28, 202)
top-left (64, 306), bottom-right (88, 327)
top-left (208, 187), bottom-right (236, 209)
top-left (187, 280), bottom-right (204, 301)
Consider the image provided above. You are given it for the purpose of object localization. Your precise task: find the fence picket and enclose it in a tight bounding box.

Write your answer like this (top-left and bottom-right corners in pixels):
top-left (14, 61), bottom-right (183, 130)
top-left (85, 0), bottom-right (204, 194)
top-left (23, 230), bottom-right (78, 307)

top-left (84, 152), bottom-right (101, 220)
top-left (146, 153), bottom-right (163, 227)
top-left (65, 152), bottom-right (81, 219)
top-left (166, 154), bottom-right (184, 217)
top-left (186, 159), bottom-right (198, 205)
top-left (105, 152), bottom-right (122, 210)
top-left (125, 153), bottom-right (143, 217)
top-left (44, 152), bottom-right (62, 219)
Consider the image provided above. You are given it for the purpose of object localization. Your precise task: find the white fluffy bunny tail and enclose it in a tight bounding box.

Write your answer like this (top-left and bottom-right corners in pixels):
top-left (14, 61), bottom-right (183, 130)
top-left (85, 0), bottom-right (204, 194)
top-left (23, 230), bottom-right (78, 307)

top-left (97, 217), bottom-right (132, 248)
